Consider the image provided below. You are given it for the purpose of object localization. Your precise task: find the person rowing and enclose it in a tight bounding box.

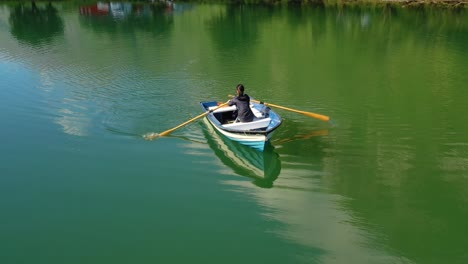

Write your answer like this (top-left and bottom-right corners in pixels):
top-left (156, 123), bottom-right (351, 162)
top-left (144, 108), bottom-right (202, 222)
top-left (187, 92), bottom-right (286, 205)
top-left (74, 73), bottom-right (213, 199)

top-left (228, 84), bottom-right (255, 123)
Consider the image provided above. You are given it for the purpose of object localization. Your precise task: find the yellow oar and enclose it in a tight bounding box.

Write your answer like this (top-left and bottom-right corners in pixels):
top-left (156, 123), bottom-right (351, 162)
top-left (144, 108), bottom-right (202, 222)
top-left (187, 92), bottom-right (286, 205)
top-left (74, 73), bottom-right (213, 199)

top-left (144, 100), bottom-right (230, 140)
top-left (229, 95), bottom-right (330, 122)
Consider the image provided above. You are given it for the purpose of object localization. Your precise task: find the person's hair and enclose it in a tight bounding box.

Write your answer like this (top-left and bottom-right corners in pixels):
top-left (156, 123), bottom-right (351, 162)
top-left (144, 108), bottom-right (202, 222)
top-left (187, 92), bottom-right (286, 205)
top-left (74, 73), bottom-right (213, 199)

top-left (236, 84), bottom-right (245, 94)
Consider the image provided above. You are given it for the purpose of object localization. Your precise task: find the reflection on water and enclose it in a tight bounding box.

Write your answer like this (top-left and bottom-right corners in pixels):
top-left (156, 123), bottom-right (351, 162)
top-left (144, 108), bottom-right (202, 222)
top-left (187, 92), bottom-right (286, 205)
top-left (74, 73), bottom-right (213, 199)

top-left (8, 2), bottom-right (63, 45)
top-left (1, 3), bottom-right (468, 263)
top-left (79, 2), bottom-right (175, 36)
top-left (207, 5), bottom-right (267, 53)
top-left (202, 118), bottom-right (281, 188)
top-left (79, 1), bottom-right (178, 17)
top-left (273, 128), bottom-right (329, 146)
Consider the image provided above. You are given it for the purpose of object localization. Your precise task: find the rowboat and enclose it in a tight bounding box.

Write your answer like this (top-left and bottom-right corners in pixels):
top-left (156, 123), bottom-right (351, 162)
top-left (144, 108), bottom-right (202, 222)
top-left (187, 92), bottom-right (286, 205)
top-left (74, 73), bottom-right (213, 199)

top-left (202, 118), bottom-right (281, 188)
top-left (200, 100), bottom-right (282, 151)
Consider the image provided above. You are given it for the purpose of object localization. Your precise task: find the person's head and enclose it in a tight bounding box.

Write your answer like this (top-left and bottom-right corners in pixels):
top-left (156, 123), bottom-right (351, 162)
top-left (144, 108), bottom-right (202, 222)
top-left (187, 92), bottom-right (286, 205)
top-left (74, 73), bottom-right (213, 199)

top-left (236, 84), bottom-right (245, 96)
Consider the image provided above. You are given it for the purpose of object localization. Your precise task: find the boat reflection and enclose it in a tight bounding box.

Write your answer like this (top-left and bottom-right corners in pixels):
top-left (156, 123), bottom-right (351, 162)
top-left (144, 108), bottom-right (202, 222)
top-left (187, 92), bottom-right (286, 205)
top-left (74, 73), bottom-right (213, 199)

top-left (202, 119), bottom-right (281, 188)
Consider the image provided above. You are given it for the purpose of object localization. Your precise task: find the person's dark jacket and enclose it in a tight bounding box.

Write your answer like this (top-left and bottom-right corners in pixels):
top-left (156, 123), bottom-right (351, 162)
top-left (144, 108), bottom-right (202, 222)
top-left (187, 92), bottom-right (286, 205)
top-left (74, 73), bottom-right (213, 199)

top-left (228, 94), bottom-right (255, 122)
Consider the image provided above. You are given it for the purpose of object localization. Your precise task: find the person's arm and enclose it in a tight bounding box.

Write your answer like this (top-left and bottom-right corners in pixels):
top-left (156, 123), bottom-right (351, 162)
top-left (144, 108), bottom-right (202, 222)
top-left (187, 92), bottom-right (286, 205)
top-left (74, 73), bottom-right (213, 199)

top-left (228, 98), bottom-right (236, 106)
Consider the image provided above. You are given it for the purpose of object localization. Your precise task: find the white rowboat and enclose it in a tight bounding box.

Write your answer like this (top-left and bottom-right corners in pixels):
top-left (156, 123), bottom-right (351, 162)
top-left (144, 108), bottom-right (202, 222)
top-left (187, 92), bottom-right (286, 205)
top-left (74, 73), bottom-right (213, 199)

top-left (200, 100), bottom-right (282, 152)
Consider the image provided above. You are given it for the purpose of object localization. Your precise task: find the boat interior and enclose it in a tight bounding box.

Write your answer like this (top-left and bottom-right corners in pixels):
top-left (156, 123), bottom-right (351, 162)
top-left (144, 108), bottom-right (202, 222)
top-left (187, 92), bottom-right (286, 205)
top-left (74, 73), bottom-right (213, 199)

top-left (208, 105), bottom-right (271, 131)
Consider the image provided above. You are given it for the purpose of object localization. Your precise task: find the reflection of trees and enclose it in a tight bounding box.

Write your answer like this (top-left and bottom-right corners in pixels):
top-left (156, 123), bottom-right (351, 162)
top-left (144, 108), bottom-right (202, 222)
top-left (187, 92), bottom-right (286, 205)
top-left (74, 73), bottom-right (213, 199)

top-left (285, 5), bottom-right (327, 42)
top-left (79, 4), bottom-right (174, 37)
top-left (327, 7), bottom-right (468, 63)
top-left (9, 2), bottom-right (64, 46)
top-left (316, 8), bottom-right (468, 264)
top-left (273, 120), bottom-right (330, 164)
top-left (207, 5), bottom-right (273, 53)
top-left (242, 7), bottom-right (467, 262)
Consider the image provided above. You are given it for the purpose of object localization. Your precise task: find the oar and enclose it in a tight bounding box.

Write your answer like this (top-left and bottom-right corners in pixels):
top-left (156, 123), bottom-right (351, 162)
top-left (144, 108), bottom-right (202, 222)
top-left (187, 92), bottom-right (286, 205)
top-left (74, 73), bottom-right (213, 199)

top-left (228, 95), bottom-right (330, 122)
top-left (144, 100), bottom-right (230, 140)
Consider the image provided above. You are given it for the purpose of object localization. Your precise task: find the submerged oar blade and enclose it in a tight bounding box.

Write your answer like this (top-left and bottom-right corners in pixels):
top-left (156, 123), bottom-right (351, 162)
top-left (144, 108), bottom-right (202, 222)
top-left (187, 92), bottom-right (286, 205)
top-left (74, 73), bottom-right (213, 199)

top-left (143, 132), bottom-right (160, 140)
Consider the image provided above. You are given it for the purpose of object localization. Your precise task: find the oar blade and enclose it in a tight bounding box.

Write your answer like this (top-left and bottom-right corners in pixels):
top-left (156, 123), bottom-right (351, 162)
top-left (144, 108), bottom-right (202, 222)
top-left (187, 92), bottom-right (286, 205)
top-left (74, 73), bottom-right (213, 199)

top-left (263, 101), bottom-right (330, 122)
top-left (302, 111), bottom-right (330, 122)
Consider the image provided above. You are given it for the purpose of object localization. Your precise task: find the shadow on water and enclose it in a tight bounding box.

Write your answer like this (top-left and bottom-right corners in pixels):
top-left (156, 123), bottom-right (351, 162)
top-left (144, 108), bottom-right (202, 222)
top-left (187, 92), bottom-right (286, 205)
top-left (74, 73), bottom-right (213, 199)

top-left (273, 128), bottom-right (329, 146)
top-left (201, 119), bottom-right (281, 188)
top-left (8, 1), bottom-right (64, 46)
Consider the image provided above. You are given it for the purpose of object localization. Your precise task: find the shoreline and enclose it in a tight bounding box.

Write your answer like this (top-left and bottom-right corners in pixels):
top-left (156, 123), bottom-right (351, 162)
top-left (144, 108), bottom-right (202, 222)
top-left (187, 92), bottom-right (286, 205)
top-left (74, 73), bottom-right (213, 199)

top-left (7, 0), bottom-right (468, 9)
top-left (175, 0), bottom-right (468, 9)
top-left (324, 0), bottom-right (468, 9)
top-left (184, 0), bottom-right (468, 9)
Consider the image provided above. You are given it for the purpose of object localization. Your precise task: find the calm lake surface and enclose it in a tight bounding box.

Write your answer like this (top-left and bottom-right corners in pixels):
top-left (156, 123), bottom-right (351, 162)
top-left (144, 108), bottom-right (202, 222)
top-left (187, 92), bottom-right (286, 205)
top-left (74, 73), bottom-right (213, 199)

top-left (1, 2), bottom-right (468, 263)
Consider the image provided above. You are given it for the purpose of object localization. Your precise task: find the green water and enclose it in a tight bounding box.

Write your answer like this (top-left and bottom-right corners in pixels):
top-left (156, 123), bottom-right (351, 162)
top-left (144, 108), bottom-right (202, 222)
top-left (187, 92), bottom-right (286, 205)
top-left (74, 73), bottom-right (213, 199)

top-left (1, 2), bottom-right (468, 263)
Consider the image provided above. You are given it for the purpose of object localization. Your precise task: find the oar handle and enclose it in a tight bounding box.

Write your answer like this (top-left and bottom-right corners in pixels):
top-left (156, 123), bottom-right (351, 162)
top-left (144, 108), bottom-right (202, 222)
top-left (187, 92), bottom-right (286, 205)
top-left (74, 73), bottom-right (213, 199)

top-left (253, 100), bottom-right (330, 122)
top-left (228, 95), bottom-right (330, 122)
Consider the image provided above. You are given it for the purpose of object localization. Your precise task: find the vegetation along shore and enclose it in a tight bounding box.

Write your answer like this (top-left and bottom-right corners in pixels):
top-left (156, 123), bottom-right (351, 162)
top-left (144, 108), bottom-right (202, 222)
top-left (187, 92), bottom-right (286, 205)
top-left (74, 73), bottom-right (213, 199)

top-left (11, 0), bottom-right (468, 9)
